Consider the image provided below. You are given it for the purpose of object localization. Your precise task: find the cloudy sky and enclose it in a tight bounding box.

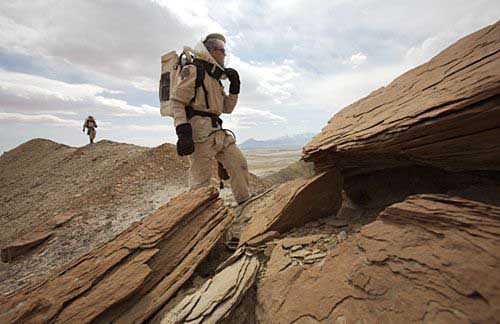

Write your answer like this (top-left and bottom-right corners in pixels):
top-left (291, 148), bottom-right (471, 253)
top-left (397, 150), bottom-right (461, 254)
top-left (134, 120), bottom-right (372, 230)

top-left (0, 1), bottom-right (499, 152)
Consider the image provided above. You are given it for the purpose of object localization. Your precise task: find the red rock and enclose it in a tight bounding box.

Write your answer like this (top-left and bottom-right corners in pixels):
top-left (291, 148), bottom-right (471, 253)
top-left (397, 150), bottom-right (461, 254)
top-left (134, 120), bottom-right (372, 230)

top-left (303, 22), bottom-right (500, 174)
top-left (246, 231), bottom-right (280, 247)
top-left (0, 187), bottom-right (233, 324)
top-left (280, 234), bottom-right (324, 249)
top-left (160, 254), bottom-right (260, 323)
top-left (257, 194), bottom-right (500, 323)
top-left (238, 170), bottom-right (342, 246)
top-left (0, 210), bottom-right (76, 262)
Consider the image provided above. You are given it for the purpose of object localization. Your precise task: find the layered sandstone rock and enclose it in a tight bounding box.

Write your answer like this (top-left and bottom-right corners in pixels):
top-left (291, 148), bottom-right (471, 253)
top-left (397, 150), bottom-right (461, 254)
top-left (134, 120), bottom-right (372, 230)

top-left (161, 253), bottom-right (259, 324)
top-left (236, 170), bottom-right (342, 246)
top-left (1, 19), bottom-right (498, 324)
top-left (0, 187), bottom-right (233, 324)
top-left (257, 194), bottom-right (500, 323)
top-left (303, 22), bottom-right (500, 174)
top-left (1, 210), bottom-right (76, 263)
top-left (0, 139), bottom-right (270, 295)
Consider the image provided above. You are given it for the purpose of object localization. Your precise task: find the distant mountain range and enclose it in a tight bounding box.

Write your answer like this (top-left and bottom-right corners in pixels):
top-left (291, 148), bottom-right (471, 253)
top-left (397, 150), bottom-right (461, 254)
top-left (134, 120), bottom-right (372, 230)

top-left (240, 133), bottom-right (316, 150)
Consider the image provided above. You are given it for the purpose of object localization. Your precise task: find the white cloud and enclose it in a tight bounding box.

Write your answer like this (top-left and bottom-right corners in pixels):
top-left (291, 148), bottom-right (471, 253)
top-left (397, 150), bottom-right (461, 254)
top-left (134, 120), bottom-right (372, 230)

top-left (37, 110), bottom-right (79, 116)
top-left (0, 69), bottom-right (107, 102)
top-left (223, 107), bottom-right (287, 129)
top-left (403, 31), bottom-right (465, 67)
top-left (152, 0), bottom-right (226, 33)
top-left (129, 78), bottom-right (158, 93)
top-left (0, 0), bottom-right (197, 90)
top-left (127, 124), bottom-right (174, 132)
top-left (0, 70), bottom-right (158, 117)
top-left (1, 0), bottom-right (499, 153)
top-left (0, 15), bottom-right (42, 56)
top-left (229, 56), bottom-right (301, 106)
top-left (344, 52), bottom-right (368, 69)
top-left (300, 63), bottom-right (408, 113)
top-left (0, 112), bottom-right (82, 127)
top-left (94, 97), bottom-right (158, 116)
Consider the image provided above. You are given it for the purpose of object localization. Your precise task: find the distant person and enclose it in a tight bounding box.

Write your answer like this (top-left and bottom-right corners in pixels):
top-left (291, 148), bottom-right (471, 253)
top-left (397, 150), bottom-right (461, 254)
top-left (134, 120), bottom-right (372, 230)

top-left (170, 33), bottom-right (251, 205)
top-left (82, 116), bottom-right (98, 144)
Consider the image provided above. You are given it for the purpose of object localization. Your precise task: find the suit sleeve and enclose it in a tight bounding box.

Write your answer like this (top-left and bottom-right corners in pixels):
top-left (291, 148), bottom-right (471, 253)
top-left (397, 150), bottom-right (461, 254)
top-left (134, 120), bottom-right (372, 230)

top-left (170, 65), bottom-right (197, 127)
top-left (222, 91), bottom-right (238, 114)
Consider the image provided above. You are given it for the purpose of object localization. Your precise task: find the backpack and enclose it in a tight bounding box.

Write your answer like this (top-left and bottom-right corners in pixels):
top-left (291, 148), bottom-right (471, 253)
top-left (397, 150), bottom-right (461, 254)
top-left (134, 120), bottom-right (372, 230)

top-left (159, 47), bottom-right (207, 117)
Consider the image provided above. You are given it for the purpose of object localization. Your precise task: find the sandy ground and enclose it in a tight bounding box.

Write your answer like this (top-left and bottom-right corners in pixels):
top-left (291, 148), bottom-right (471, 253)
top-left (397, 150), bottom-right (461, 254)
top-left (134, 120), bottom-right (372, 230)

top-left (243, 149), bottom-right (302, 177)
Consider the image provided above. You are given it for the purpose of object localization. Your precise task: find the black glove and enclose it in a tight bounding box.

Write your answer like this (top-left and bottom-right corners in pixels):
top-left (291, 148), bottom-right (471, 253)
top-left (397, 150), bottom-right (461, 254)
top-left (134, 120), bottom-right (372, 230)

top-left (175, 123), bottom-right (194, 156)
top-left (224, 68), bottom-right (240, 94)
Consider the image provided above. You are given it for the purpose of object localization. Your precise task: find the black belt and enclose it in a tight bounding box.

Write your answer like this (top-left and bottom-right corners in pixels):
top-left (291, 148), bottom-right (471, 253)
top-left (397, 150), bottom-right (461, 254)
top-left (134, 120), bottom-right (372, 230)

top-left (185, 106), bottom-right (222, 128)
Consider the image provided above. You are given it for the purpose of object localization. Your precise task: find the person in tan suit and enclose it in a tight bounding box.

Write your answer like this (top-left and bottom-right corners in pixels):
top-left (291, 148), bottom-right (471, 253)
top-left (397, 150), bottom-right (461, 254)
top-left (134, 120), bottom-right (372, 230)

top-left (170, 33), bottom-right (250, 204)
top-left (83, 116), bottom-right (98, 144)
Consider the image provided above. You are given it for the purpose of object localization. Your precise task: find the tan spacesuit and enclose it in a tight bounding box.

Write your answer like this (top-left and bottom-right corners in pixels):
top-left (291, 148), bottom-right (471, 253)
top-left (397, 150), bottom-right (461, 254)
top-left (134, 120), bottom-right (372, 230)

top-left (83, 116), bottom-right (97, 144)
top-left (170, 34), bottom-right (250, 204)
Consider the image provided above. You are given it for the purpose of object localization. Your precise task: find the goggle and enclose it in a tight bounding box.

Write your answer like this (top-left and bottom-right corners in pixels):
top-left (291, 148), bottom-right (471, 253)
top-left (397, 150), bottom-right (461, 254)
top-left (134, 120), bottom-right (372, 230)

top-left (214, 48), bottom-right (226, 55)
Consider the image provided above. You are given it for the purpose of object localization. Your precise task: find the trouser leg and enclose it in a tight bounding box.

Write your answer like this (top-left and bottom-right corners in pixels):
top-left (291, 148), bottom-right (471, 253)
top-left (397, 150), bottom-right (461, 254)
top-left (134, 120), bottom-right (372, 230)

top-left (216, 143), bottom-right (250, 204)
top-left (188, 139), bottom-right (215, 190)
top-left (89, 129), bottom-right (96, 143)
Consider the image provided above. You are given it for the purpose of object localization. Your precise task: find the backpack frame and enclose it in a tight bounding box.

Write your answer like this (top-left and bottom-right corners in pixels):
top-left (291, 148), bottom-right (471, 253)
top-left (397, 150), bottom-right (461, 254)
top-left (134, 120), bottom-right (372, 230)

top-left (159, 50), bottom-right (208, 117)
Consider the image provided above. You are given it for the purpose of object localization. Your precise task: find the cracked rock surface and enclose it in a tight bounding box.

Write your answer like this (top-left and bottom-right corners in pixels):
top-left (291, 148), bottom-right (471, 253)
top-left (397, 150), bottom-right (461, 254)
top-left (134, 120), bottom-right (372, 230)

top-left (0, 139), bottom-right (269, 295)
top-left (237, 170), bottom-right (342, 246)
top-left (161, 253), bottom-right (259, 324)
top-left (0, 187), bottom-right (234, 324)
top-left (256, 194), bottom-right (500, 323)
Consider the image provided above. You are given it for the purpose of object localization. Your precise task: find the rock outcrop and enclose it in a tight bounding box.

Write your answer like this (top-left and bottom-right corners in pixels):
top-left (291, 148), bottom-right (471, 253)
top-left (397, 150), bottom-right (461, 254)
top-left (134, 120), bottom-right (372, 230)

top-left (0, 187), bottom-right (233, 323)
top-left (161, 254), bottom-right (259, 324)
top-left (2, 19), bottom-right (499, 324)
top-left (303, 22), bottom-right (500, 174)
top-left (0, 140), bottom-right (190, 294)
top-left (235, 170), bottom-right (342, 246)
top-left (1, 210), bottom-right (76, 263)
top-left (257, 194), bottom-right (500, 323)
top-left (0, 139), bottom-right (270, 295)
top-left (252, 22), bottom-right (500, 324)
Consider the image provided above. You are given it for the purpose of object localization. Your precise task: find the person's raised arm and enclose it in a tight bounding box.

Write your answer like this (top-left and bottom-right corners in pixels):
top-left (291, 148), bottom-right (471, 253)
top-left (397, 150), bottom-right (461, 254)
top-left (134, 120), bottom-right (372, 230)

top-left (222, 68), bottom-right (240, 114)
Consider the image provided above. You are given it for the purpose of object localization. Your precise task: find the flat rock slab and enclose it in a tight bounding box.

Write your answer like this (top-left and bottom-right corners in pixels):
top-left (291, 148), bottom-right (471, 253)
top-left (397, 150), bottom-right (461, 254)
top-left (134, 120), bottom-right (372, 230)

top-left (246, 231), bottom-right (280, 247)
top-left (0, 187), bottom-right (233, 324)
top-left (238, 170), bottom-right (342, 246)
top-left (303, 22), bottom-right (500, 173)
top-left (257, 194), bottom-right (500, 323)
top-left (288, 249), bottom-right (311, 259)
top-left (1, 210), bottom-right (76, 262)
top-left (303, 252), bottom-right (327, 262)
top-left (280, 234), bottom-right (324, 249)
top-left (265, 244), bottom-right (291, 278)
top-left (161, 254), bottom-right (259, 324)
